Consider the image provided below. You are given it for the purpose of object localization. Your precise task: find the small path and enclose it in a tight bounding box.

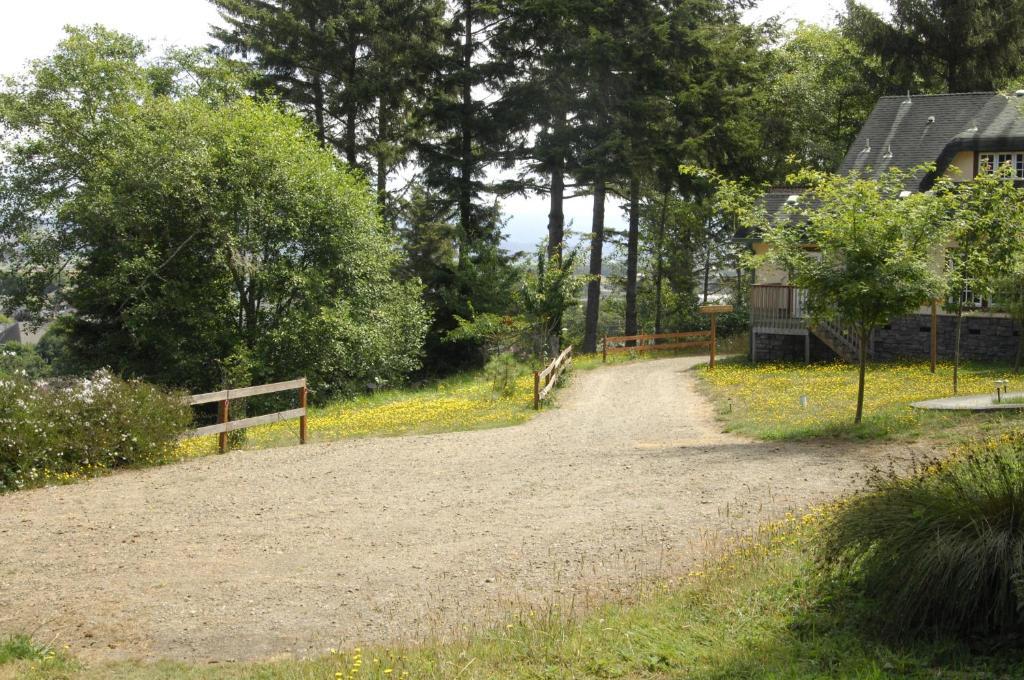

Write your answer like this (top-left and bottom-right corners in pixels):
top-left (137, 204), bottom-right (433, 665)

top-left (912, 391), bottom-right (1024, 411)
top-left (0, 357), bottom-right (930, 663)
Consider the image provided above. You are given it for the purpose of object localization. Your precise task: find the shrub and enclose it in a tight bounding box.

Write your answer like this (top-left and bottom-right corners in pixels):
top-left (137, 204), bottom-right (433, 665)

top-left (0, 342), bottom-right (49, 379)
top-left (819, 432), bottom-right (1024, 637)
top-left (0, 370), bottom-right (192, 492)
top-left (484, 353), bottom-right (524, 398)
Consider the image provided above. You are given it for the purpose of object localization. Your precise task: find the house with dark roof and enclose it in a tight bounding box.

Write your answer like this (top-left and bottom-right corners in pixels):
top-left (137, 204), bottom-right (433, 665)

top-left (749, 91), bottom-right (1024, 364)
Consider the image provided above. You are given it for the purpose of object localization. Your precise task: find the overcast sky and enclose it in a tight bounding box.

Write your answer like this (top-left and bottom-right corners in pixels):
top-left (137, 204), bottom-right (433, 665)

top-left (0, 0), bottom-right (891, 248)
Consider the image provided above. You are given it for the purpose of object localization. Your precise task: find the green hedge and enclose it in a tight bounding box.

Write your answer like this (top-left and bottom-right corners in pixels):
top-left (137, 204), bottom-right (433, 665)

top-left (0, 370), bottom-right (191, 492)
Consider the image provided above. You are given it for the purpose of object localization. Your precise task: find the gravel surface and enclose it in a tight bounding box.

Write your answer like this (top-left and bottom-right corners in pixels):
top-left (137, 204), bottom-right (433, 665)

top-left (0, 357), bottom-right (926, 663)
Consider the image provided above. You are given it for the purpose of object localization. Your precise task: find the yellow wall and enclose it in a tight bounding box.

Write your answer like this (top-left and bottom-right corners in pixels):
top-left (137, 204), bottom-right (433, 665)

top-left (944, 151), bottom-right (975, 180)
top-left (752, 242), bottom-right (788, 285)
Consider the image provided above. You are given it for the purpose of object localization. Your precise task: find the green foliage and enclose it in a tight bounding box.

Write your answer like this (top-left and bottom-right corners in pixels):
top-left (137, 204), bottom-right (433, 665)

top-left (0, 342), bottom-right (49, 379)
top-left (447, 313), bottom-right (530, 359)
top-left (0, 370), bottom-right (192, 492)
top-left (212, 0), bottom-right (445, 222)
top-left (519, 244), bottom-right (587, 357)
top-left (842, 0), bottom-right (1024, 92)
top-left (820, 432), bottom-right (1024, 637)
top-left (0, 635), bottom-right (51, 664)
top-left (483, 353), bottom-right (525, 399)
top-left (1, 29), bottom-right (429, 398)
top-left (34, 317), bottom-right (88, 376)
top-left (758, 24), bottom-right (887, 171)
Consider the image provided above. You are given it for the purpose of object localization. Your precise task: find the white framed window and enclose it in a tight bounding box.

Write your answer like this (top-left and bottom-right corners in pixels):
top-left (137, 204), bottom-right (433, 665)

top-left (978, 152), bottom-right (1024, 178)
top-left (952, 286), bottom-right (990, 309)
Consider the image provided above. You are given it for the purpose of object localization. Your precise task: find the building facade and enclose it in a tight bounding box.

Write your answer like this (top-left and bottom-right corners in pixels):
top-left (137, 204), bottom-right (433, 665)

top-left (749, 92), bottom-right (1024, 364)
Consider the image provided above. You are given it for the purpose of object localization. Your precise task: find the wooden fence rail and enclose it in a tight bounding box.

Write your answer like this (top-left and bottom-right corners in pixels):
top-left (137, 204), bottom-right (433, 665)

top-left (603, 331), bottom-right (712, 362)
top-left (534, 345), bottom-right (573, 410)
top-left (187, 378), bottom-right (308, 453)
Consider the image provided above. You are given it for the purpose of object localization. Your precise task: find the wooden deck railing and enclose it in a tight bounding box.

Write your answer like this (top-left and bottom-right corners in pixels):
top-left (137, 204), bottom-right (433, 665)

top-left (187, 378), bottom-right (308, 453)
top-left (750, 284), bottom-right (808, 333)
top-left (534, 346), bottom-right (573, 410)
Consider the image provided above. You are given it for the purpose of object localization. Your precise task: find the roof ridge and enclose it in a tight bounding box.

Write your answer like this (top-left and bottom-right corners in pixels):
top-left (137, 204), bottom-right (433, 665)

top-left (876, 91), bottom-right (998, 100)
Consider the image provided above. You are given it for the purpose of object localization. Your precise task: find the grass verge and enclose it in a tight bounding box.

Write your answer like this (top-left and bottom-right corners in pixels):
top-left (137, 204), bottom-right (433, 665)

top-left (697, 358), bottom-right (1024, 441)
top-left (4, 504), bottom-right (1022, 679)
top-left (174, 369), bottom-right (540, 457)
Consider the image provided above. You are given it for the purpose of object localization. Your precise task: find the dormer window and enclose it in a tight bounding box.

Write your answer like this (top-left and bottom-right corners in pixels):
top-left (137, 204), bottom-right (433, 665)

top-left (978, 152), bottom-right (1024, 178)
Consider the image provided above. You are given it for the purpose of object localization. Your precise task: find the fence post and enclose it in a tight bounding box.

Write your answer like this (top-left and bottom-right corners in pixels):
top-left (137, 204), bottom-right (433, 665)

top-left (709, 313), bottom-right (718, 370)
top-left (299, 378), bottom-right (308, 445)
top-left (533, 371), bottom-right (541, 410)
top-left (218, 397), bottom-right (230, 454)
top-left (602, 336), bottom-right (608, 363)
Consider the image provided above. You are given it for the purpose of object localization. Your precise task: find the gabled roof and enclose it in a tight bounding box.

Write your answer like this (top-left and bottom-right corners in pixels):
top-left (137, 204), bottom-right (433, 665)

top-left (735, 187), bottom-right (804, 240)
top-left (840, 92), bottom-right (1024, 189)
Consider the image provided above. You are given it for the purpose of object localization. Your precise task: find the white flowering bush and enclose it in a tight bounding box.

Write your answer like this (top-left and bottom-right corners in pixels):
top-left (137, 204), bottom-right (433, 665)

top-left (0, 370), bottom-right (191, 492)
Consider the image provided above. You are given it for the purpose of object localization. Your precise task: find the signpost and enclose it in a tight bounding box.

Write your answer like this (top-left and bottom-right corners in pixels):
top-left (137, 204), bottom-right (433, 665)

top-left (699, 304), bottom-right (734, 369)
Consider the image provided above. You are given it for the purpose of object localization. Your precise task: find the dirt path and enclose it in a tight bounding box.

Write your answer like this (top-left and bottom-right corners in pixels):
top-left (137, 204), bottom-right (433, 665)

top-left (0, 357), bottom-right (926, 663)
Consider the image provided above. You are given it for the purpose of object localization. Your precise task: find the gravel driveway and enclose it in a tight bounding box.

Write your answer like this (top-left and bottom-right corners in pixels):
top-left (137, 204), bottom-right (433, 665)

top-left (0, 357), bottom-right (921, 662)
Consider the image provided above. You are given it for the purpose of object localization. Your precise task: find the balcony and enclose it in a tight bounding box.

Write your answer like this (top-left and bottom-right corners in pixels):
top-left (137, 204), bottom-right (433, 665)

top-left (751, 284), bottom-right (809, 335)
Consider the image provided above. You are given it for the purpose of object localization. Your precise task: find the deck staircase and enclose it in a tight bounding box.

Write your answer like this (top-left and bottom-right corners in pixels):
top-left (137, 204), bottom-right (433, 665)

top-left (810, 319), bottom-right (864, 363)
top-left (751, 285), bottom-right (869, 364)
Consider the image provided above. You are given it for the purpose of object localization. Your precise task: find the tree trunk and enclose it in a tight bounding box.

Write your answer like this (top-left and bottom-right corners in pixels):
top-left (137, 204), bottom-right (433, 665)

top-left (583, 176), bottom-right (606, 354)
top-left (702, 242), bottom-right (712, 304)
top-left (547, 161), bottom-right (565, 261)
top-left (953, 298), bottom-right (963, 395)
top-left (375, 101), bottom-right (389, 217)
top-left (457, 0), bottom-right (475, 262)
top-left (546, 153), bottom-right (565, 356)
top-left (345, 42), bottom-right (359, 167)
top-left (625, 174), bottom-right (640, 340)
top-left (654, 190), bottom-right (669, 335)
top-left (312, 73), bottom-right (327, 149)
top-left (855, 328), bottom-right (869, 424)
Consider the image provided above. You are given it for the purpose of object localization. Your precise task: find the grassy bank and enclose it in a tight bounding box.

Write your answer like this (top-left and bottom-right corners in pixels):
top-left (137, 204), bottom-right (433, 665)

top-left (4, 504), bottom-right (1020, 679)
top-left (175, 369), bottom-right (540, 457)
top-left (697, 359), bottom-right (1024, 440)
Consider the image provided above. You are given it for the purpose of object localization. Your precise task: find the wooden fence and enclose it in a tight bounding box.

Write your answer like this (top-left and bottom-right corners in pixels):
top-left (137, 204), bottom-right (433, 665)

top-left (534, 345), bottom-right (573, 410)
top-left (603, 331), bottom-right (712, 362)
top-left (187, 378), bottom-right (308, 453)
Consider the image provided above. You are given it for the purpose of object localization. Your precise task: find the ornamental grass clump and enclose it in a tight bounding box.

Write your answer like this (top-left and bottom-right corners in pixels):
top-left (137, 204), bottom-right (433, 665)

top-left (0, 370), bottom-right (191, 492)
top-left (819, 432), bottom-right (1024, 638)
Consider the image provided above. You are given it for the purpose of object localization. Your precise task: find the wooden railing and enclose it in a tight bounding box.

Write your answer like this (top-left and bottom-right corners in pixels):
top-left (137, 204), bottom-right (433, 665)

top-left (187, 378), bottom-right (308, 453)
top-left (602, 331), bottom-right (713, 362)
top-left (750, 284), bottom-right (808, 333)
top-left (534, 346), bottom-right (573, 410)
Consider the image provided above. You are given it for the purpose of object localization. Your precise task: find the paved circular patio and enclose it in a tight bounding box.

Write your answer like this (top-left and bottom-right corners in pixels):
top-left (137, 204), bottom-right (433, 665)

top-left (911, 392), bottom-right (1024, 411)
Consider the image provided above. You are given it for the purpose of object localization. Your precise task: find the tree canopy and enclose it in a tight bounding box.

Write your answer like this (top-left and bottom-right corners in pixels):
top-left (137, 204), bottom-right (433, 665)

top-left (0, 27), bottom-right (428, 397)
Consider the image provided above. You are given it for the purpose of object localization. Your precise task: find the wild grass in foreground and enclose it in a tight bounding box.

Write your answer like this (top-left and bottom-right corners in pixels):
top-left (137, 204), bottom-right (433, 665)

top-left (821, 428), bottom-right (1024, 638)
top-left (698, 358), bottom-right (1024, 440)
top-left (4, 502), bottom-right (1022, 679)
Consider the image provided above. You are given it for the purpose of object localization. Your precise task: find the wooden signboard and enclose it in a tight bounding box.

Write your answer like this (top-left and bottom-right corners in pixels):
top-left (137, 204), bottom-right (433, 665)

top-left (699, 304), bottom-right (734, 315)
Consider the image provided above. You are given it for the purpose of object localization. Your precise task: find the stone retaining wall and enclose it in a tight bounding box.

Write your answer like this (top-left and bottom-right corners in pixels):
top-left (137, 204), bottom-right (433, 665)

top-left (753, 314), bottom-right (1021, 364)
top-left (752, 331), bottom-right (838, 363)
top-left (872, 314), bottom-right (1021, 363)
